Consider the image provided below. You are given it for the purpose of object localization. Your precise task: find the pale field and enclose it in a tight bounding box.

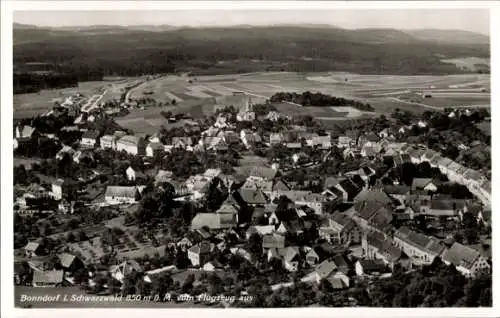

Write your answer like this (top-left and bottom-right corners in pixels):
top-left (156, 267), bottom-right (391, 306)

top-left (14, 71), bottom-right (490, 123)
top-left (441, 57), bottom-right (490, 72)
top-left (14, 78), bottom-right (143, 119)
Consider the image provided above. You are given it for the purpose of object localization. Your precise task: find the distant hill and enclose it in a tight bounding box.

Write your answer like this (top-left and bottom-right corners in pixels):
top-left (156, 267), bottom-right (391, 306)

top-left (12, 23), bottom-right (490, 77)
top-left (406, 29), bottom-right (490, 45)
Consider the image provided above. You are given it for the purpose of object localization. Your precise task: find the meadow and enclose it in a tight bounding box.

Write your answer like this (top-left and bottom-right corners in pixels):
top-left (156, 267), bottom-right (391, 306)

top-left (14, 72), bottom-right (490, 125)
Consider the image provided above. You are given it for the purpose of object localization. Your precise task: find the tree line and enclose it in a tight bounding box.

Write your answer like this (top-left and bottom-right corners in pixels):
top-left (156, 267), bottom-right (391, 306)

top-left (270, 91), bottom-right (374, 111)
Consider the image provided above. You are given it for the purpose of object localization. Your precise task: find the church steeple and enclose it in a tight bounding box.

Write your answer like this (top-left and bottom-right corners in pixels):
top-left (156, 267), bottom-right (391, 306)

top-left (245, 96), bottom-right (253, 112)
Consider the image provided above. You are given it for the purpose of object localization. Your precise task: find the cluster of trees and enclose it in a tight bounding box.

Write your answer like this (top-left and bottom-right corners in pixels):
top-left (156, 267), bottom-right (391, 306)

top-left (14, 72), bottom-right (79, 94)
top-left (270, 91), bottom-right (374, 111)
top-left (160, 149), bottom-right (205, 179)
top-left (364, 259), bottom-right (492, 307)
top-left (15, 138), bottom-right (62, 159)
top-left (391, 109), bottom-right (491, 171)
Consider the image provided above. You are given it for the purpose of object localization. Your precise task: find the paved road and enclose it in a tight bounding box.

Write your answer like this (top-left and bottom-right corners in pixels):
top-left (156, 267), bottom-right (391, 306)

top-left (82, 90), bottom-right (106, 112)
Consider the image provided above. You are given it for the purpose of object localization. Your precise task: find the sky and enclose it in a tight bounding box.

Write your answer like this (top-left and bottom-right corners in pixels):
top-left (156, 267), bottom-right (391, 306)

top-left (14, 9), bottom-right (490, 35)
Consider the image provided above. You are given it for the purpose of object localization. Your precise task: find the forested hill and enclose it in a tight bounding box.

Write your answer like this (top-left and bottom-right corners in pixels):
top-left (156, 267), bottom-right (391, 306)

top-left (13, 24), bottom-right (490, 77)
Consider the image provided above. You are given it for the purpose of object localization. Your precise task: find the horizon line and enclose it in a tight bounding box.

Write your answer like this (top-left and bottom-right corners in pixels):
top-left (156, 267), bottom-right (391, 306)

top-left (13, 22), bottom-right (490, 36)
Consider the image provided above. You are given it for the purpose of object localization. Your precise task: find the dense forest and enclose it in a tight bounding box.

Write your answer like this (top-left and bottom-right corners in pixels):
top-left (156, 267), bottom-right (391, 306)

top-left (270, 91), bottom-right (375, 111)
top-left (13, 25), bottom-right (490, 77)
top-left (14, 62), bottom-right (104, 94)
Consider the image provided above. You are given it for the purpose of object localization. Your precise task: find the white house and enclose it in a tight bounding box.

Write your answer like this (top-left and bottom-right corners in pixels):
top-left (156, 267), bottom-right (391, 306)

top-left (104, 186), bottom-right (139, 205)
top-left (80, 130), bottom-right (100, 149)
top-left (116, 135), bottom-right (146, 156)
top-left (100, 135), bottom-right (117, 150)
top-left (52, 179), bottom-right (64, 200)
top-left (126, 166), bottom-right (137, 181)
top-left (146, 142), bottom-right (164, 157)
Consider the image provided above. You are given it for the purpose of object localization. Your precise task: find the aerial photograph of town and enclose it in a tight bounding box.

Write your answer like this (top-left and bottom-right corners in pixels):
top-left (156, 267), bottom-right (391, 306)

top-left (8, 5), bottom-right (493, 311)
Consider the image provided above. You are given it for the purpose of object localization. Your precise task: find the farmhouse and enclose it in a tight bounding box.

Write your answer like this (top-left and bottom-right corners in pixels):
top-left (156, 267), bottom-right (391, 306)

top-left (355, 259), bottom-right (388, 277)
top-left (363, 232), bottom-right (409, 270)
top-left (146, 142), bottom-right (164, 157)
top-left (301, 260), bottom-right (350, 289)
top-left (319, 213), bottom-right (361, 246)
top-left (100, 135), bottom-right (117, 150)
top-left (188, 241), bottom-right (212, 267)
top-left (190, 213), bottom-right (237, 231)
top-left (393, 227), bottom-right (446, 266)
top-left (116, 135), bottom-right (146, 155)
top-left (32, 270), bottom-right (65, 287)
top-left (104, 186), bottom-right (140, 204)
top-left (80, 130), bottom-right (100, 148)
top-left (15, 124), bottom-right (37, 141)
top-left (441, 242), bottom-right (490, 278)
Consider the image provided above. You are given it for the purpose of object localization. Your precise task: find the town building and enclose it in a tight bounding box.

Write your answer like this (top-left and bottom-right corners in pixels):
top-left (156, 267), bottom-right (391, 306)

top-left (80, 130), bottom-right (100, 148)
top-left (393, 227), bottom-right (446, 266)
top-left (104, 186), bottom-right (140, 204)
top-left (116, 135), bottom-right (146, 155)
top-left (100, 135), bottom-right (117, 150)
top-left (188, 241), bottom-right (211, 267)
top-left (441, 242), bottom-right (490, 278)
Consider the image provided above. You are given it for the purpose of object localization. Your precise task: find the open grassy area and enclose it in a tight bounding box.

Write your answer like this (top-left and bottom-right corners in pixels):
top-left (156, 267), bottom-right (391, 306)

top-left (13, 79), bottom-right (142, 119)
top-left (14, 72), bottom-right (490, 122)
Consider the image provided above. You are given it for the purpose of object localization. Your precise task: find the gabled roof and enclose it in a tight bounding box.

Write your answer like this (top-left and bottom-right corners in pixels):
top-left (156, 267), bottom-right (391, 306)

top-left (155, 170), bottom-right (173, 184)
top-left (355, 202), bottom-right (386, 221)
top-left (331, 255), bottom-right (349, 270)
top-left (191, 213), bottom-right (236, 230)
top-left (33, 270), bottom-right (64, 284)
top-left (82, 130), bottom-right (99, 140)
top-left (247, 225), bottom-right (275, 237)
top-left (331, 213), bottom-right (355, 229)
top-left (238, 188), bottom-right (268, 205)
top-left (367, 233), bottom-right (404, 262)
top-left (24, 242), bottom-right (40, 252)
top-left (281, 246), bottom-right (301, 262)
top-left (441, 242), bottom-right (480, 270)
top-left (358, 259), bottom-right (386, 272)
top-left (262, 234), bottom-right (285, 249)
top-left (383, 185), bottom-right (411, 195)
top-left (172, 136), bottom-right (193, 146)
top-left (147, 142), bottom-right (164, 150)
top-left (57, 253), bottom-right (77, 268)
top-left (17, 125), bottom-right (36, 139)
top-left (395, 226), bottom-right (445, 255)
top-left (337, 178), bottom-right (361, 200)
top-left (217, 203), bottom-right (239, 215)
top-left (249, 166), bottom-right (277, 180)
top-left (411, 178), bottom-right (432, 189)
top-left (314, 259), bottom-right (338, 279)
top-left (430, 199), bottom-right (456, 211)
top-left (354, 189), bottom-right (393, 205)
top-left (188, 241), bottom-right (211, 255)
top-left (105, 186), bottom-right (138, 199)
top-left (272, 179), bottom-right (290, 192)
top-left (118, 135), bottom-right (142, 147)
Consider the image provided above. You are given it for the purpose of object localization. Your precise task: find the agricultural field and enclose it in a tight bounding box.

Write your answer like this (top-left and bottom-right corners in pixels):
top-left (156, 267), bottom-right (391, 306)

top-left (14, 71), bottom-right (490, 122)
top-left (441, 57), bottom-right (490, 72)
top-left (13, 78), bottom-right (142, 119)
top-left (115, 99), bottom-right (217, 135)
